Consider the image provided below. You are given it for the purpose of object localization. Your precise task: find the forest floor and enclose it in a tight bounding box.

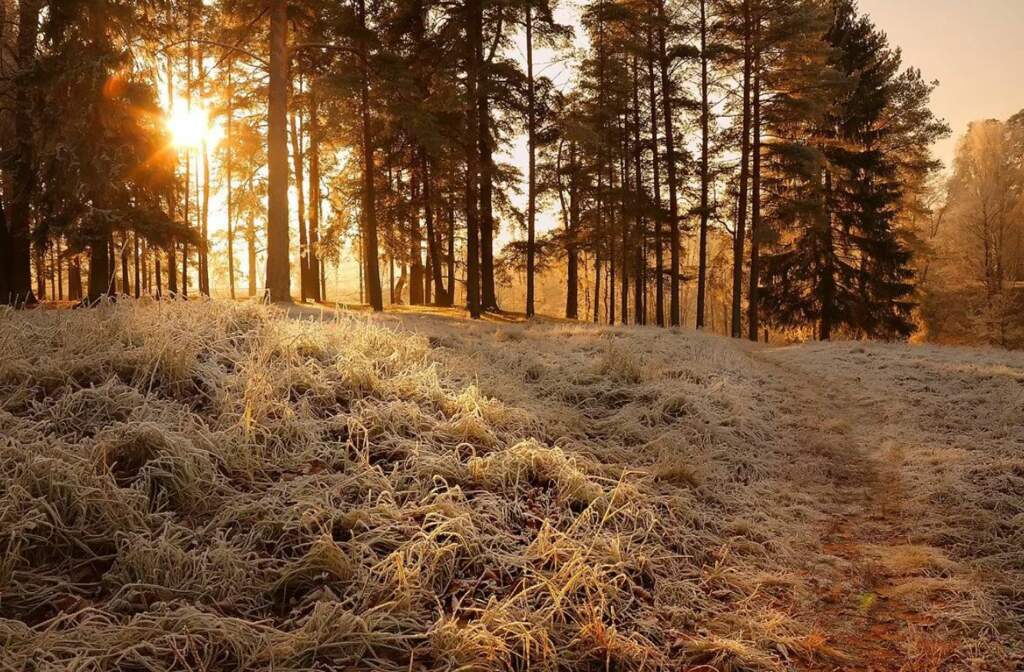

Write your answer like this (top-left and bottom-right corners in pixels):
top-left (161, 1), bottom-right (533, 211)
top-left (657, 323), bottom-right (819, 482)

top-left (1, 300), bottom-right (1021, 671)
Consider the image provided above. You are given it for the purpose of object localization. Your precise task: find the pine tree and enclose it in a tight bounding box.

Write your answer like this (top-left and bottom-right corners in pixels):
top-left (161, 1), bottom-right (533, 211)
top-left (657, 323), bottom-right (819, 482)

top-left (759, 0), bottom-right (947, 340)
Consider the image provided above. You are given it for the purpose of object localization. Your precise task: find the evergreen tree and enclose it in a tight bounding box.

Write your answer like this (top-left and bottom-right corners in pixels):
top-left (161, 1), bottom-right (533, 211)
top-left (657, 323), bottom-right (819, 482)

top-left (759, 0), bottom-right (948, 340)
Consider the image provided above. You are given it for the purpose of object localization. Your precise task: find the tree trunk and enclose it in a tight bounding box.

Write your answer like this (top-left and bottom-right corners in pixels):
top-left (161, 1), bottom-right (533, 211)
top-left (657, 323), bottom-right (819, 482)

top-left (566, 143), bottom-right (580, 320)
top-left (696, 0), bottom-right (711, 329)
top-left (88, 238), bottom-right (112, 303)
top-left (120, 233), bottom-right (131, 295)
top-left (410, 170), bottom-right (425, 305)
top-left (7, 0), bottom-right (42, 305)
top-left (632, 55), bottom-right (644, 326)
top-left (133, 232), bottom-right (141, 298)
top-left (358, 0), bottom-right (384, 311)
top-left (463, 0), bottom-right (483, 318)
top-left (820, 170), bottom-right (836, 341)
top-left (164, 28), bottom-right (178, 297)
top-left (290, 99), bottom-right (310, 302)
top-left (226, 65), bottom-right (236, 300)
top-left (35, 245), bottom-right (45, 301)
top-left (658, 1), bottom-right (681, 327)
top-left (0, 200), bottom-right (10, 304)
top-left (620, 123), bottom-right (630, 325)
top-left (422, 154), bottom-right (449, 305)
top-left (731, 0), bottom-right (753, 338)
top-left (447, 202), bottom-right (456, 303)
top-left (525, 5), bottom-right (537, 318)
top-left (747, 59), bottom-right (762, 342)
top-left (479, 76), bottom-right (498, 311)
top-left (69, 255), bottom-right (83, 302)
top-left (56, 240), bottom-right (65, 300)
top-left (265, 0), bottom-right (292, 302)
top-left (647, 29), bottom-right (664, 327)
top-left (200, 139), bottom-right (211, 295)
top-left (247, 210), bottom-right (257, 298)
top-left (308, 87), bottom-right (322, 303)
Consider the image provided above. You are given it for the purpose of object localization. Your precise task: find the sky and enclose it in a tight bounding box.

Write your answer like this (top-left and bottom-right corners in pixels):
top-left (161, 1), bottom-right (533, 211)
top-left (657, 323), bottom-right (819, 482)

top-left (857, 0), bottom-right (1024, 171)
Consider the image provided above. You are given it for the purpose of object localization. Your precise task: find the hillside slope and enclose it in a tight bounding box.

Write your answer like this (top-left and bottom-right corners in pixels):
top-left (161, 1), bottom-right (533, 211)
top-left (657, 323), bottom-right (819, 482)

top-left (1, 301), bottom-right (1020, 671)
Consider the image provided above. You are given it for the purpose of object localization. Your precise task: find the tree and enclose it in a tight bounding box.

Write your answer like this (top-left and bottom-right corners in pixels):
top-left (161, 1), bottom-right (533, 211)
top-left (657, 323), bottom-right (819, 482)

top-left (759, 0), bottom-right (948, 340)
top-left (265, 0), bottom-right (292, 303)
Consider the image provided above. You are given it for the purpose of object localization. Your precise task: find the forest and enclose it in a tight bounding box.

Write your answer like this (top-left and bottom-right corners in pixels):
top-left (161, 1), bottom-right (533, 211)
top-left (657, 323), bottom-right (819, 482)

top-left (1, 1), bottom-right (1023, 671)
top-left (0, 0), bottom-right (967, 343)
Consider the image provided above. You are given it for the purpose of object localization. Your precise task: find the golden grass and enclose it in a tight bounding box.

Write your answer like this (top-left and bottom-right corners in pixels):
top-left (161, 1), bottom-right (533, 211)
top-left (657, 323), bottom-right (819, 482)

top-left (0, 300), bottom-right (1020, 670)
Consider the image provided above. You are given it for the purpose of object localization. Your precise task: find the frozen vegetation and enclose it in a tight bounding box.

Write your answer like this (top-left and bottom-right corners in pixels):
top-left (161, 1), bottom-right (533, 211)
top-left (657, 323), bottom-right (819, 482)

top-left (0, 300), bottom-right (1020, 670)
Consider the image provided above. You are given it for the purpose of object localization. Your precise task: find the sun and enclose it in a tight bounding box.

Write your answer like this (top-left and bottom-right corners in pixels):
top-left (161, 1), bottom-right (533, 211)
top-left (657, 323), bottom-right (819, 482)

top-left (168, 106), bottom-right (212, 148)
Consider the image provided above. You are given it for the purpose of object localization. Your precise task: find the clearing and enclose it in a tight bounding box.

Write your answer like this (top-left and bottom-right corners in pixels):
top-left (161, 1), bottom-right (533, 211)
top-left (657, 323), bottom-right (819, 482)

top-left (1, 300), bottom-right (1020, 671)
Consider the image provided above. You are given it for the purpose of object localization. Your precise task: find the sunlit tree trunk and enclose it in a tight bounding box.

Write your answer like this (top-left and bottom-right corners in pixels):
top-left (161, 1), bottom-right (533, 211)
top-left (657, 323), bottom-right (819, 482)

top-left (290, 102), bottom-right (309, 303)
top-left (247, 210), bottom-right (257, 298)
top-left (201, 139), bottom-right (211, 295)
top-left (265, 0), bottom-right (292, 302)
top-left (358, 0), bottom-right (383, 311)
top-left (422, 154), bottom-right (449, 306)
top-left (307, 87), bottom-right (322, 303)
top-left (226, 65), bottom-right (236, 300)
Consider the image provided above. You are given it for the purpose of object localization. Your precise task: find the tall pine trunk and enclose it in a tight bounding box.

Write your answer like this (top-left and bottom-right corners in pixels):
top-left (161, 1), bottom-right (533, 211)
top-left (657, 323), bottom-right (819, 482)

top-left (620, 121), bottom-right (629, 325)
top-left (164, 24), bottom-right (178, 297)
top-left (291, 102), bottom-right (310, 302)
top-left (226, 65), bottom-right (236, 300)
top-left (265, 0), bottom-right (292, 302)
top-left (524, 5), bottom-right (537, 318)
top-left (566, 142), bottom-right (580, 320)
top-left (358, 0), bottom-right (383, 311)
top-left (658, 1), bottom-right (681, 327)
top-left (201, 139), bottom-right (211, 295)
top-left (632, 56), bottom-right (645, 326)
top-left (463, 0), bottom-right (483, 318)
top-left (747, 60), bottom-right (762, 342)
top-left (696, 0), bottom-right (711, 329)
top-left (479, 80), bottom-right (498, 311)
top-left (647, 29), bottom-right (664, 327)
top-left (247, 210), bottom-right (258, 298)
top-left (731, 0), bottom-right (753, 338)
top-left (422, 155), bottom-right (449, 305)
top-left (308, 88), bottom-right (322, 303)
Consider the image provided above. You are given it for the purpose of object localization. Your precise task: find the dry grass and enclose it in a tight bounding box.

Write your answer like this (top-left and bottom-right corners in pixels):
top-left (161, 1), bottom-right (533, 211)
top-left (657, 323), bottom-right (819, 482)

top-left (0, 300), bottom-right (1020, 671)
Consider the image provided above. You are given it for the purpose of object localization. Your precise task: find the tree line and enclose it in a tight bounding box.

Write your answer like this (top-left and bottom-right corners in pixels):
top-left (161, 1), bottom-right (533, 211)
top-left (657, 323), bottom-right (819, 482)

top-left (0, 0), bottom-right (947, 341)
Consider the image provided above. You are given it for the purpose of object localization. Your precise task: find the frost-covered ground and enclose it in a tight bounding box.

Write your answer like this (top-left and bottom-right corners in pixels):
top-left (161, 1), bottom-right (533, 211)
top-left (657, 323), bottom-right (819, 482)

top-left (0, 300), bottom-right (1020, 671)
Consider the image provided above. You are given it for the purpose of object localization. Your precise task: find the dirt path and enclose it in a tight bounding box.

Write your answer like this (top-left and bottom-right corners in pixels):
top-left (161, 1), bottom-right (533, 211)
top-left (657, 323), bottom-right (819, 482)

top-left (756, 348), bottom-right (962, 672)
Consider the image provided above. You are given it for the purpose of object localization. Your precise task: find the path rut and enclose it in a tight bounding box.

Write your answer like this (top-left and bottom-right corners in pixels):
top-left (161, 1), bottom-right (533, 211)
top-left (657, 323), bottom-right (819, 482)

top-left (757, 347), bottom-right (965, 671)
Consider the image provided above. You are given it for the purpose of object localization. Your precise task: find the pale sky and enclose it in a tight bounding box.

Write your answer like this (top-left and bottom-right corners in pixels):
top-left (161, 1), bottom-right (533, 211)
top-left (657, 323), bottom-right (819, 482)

top-left (857, 0), bottom-right (1024, 170)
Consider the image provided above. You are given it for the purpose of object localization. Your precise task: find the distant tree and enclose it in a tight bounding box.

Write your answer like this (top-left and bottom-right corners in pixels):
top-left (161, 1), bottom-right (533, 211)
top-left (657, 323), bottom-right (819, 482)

top-left (936, 118), bottom-right (1024, 345)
